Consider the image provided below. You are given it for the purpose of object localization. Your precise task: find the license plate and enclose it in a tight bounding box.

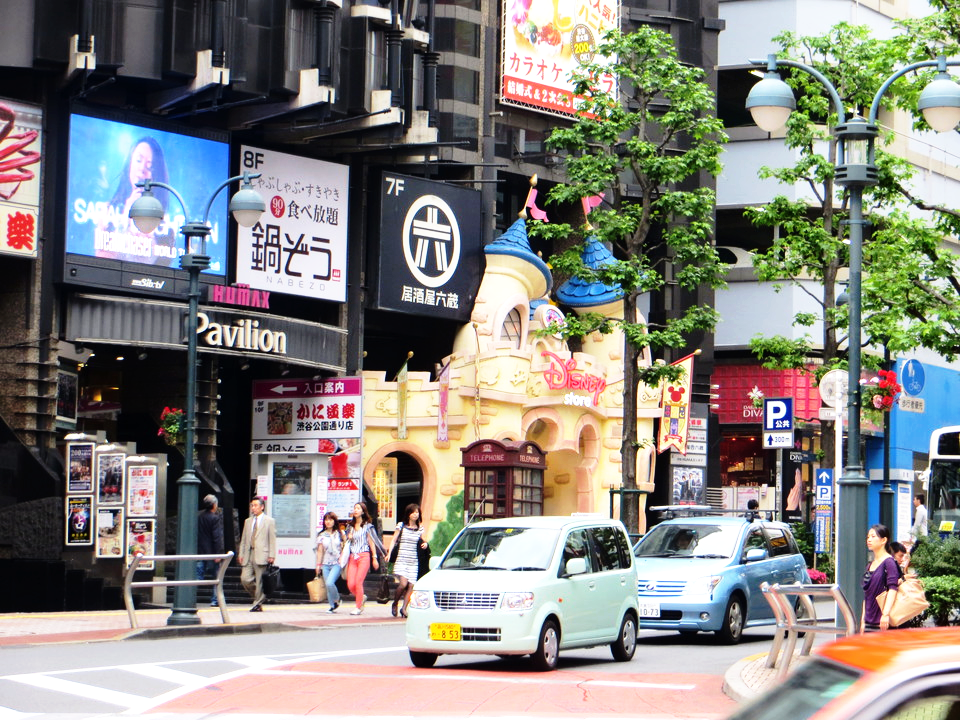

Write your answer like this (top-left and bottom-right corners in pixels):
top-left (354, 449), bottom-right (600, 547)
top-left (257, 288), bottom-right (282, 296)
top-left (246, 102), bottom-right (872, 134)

top-left (638, 602), bottom-right (661, 618)
top-left (430, 623), bottom-right (461, 641)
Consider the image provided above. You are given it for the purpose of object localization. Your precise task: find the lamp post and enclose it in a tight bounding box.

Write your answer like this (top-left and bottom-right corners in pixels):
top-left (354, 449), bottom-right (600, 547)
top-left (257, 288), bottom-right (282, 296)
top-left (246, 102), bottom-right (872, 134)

top-left (746, 54), bottom-right (960, 627)
top-left (130, 174), bottom-right (265, 626)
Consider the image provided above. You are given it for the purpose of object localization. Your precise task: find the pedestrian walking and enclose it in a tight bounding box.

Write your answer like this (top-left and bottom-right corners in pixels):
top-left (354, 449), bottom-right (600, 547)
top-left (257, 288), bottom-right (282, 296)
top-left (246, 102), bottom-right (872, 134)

top-left (316, 511), bottom-right (345, 613)
top-left (387, 503), bottom-right (429, 618)
top-left (238, 497), bottom-right (277, 612)
top-left (196, 494), bottom-right (225, 607)
top-left (861, 524), bottom-right (900, 632)
top-left (344, 502), bottom-right (383, 615)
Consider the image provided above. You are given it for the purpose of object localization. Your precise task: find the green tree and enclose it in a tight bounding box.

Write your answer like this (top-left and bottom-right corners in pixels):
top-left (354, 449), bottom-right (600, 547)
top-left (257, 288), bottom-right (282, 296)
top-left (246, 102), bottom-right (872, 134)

top-left (534, 26), bottom-right (727, 533)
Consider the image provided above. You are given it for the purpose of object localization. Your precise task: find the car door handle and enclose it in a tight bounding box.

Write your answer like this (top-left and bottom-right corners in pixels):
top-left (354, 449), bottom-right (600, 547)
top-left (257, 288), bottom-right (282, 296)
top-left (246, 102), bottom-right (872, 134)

top-left (589, 582), bottom-right (596, 590)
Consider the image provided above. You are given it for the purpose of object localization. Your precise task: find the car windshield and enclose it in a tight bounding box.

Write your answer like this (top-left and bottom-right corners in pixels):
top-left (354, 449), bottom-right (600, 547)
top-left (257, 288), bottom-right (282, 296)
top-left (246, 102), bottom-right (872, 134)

top-left (725, 658), bottom-right (860, 720)
top-left (634, 523), bottom-right (739, 558)
top-left (439, 527), bottom-right (560, 570)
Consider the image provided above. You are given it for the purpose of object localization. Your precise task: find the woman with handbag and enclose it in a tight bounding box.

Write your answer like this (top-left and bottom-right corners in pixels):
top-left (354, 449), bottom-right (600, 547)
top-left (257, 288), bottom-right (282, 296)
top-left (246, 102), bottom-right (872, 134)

top-left (387, 503), bottom-right (429, 618)
top-left (344, 502), bottom-right (381, 615)
top-left (316, 511), bottom-right (345, 613)
top-left (861, 524), bottom-right (901, 632)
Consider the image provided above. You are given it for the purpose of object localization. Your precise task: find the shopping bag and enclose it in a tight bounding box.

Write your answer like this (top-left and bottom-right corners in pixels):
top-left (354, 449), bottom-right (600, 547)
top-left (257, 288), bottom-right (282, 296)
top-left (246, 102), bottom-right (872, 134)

top-left (262, 563), bottom-right (282, 598)
top-left (877, 577), bottom-right (929, 627)
top-left (306, 575), bottom-right (327, 603)
top-left (338, 544), bottom-right (350, 569)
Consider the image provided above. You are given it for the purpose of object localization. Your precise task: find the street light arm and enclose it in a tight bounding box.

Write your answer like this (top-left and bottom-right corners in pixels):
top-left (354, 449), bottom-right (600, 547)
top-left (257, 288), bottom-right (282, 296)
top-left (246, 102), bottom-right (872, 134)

top-left (137, 180), bottom-right (191, 221)
top-left (200, 172), bottom-right (262, 226)
top-left (867, 57), bottom-right (960, 123)
top-left (750, 55), bottom-right (847, 123)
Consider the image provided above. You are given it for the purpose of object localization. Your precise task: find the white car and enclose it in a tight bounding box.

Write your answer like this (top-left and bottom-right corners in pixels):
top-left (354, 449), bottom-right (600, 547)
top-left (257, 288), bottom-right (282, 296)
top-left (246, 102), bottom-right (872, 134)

top-left (405, 515), bottom-right (640, 671)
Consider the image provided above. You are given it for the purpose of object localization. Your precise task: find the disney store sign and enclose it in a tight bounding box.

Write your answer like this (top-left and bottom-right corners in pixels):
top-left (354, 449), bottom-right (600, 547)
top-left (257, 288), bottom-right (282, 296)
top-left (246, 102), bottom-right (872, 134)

top-left (540, 351), bottom-right (607, 406)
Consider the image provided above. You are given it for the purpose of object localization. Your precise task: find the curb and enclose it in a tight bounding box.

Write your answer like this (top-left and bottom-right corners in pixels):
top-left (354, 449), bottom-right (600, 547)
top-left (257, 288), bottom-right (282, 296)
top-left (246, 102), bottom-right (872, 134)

top-left (722, 653), bottom-right (765, 704)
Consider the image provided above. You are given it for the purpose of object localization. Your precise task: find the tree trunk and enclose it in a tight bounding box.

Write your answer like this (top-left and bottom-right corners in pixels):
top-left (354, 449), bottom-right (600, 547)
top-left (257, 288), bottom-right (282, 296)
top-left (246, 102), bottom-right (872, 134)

top-left (619, 291), bottom-right (642, 534)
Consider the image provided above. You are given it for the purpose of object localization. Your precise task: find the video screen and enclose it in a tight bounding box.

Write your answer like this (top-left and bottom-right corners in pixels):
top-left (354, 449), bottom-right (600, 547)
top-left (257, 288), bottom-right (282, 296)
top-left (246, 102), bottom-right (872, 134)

top-left (65, 112), bottom-right (230, 275)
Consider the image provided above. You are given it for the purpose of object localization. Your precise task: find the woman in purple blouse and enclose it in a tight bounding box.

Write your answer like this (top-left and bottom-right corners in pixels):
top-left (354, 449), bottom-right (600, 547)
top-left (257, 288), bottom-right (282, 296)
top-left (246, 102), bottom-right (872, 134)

top-left (861, 524), bottom-right (901, 632)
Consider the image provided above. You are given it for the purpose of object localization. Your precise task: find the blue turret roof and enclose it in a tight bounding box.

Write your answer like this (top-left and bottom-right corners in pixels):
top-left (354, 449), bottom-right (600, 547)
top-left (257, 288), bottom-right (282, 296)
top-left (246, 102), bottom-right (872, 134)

top-left (485, 218), bottom-right (552, 289)
top-left (555, 236), bottom-right (624, 307)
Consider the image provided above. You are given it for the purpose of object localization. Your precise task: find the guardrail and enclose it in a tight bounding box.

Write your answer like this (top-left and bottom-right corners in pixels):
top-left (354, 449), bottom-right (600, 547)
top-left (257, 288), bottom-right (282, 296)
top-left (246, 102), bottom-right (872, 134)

top-left (760, 582), bottom-right (857, 680)
top-left (122, 551), bottom-right (235, 629)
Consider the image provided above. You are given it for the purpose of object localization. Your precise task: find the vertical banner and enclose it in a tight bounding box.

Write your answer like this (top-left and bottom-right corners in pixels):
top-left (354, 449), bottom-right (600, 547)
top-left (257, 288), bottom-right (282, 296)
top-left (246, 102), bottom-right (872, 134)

top-left (0, 99), bottom-right (42, 259)
top-left (437, 362), bottom-right (450, 443)
top-left (397, 358), bottom-right (409, 440)
top-left (658, 354), bottom-right (695, 454)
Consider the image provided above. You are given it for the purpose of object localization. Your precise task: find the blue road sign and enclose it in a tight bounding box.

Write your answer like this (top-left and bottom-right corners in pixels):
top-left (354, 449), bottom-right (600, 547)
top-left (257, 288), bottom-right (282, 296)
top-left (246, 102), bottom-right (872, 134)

top-left (763, 398), bottom-right (794, 432)
top-left (900, 359), bottom-right (925, 397)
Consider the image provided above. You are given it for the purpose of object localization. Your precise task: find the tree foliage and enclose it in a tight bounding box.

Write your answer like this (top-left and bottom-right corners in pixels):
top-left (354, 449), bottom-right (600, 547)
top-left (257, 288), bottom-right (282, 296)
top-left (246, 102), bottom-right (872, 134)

top-left (535, 25), bottom-right (727, 531)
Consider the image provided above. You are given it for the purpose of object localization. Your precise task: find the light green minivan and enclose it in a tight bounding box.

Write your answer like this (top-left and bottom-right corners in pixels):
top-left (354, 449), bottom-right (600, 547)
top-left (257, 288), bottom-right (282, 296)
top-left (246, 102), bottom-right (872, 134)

top-left (405, 515), bottom-right (640, 671)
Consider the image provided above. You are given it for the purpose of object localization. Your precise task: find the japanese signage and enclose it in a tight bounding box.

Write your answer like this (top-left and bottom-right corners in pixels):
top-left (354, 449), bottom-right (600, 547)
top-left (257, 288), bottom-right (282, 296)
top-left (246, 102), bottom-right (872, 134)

top-left (252, 377), bottom-right (362, 443)
top-left (125, 518), bottom-right (156, 570)
top-left (500, 0), bottom-right (619, 116)
top-left (127, 464), bottom-right (157, 517)
top-left (376, 173), bottom-right (481, 321)
top-left (65, 496), bottom-right (93, 546)
top-left (0, 99), bottom-right (42, 258)
top-left (237, 146), bottom-right (349, 303)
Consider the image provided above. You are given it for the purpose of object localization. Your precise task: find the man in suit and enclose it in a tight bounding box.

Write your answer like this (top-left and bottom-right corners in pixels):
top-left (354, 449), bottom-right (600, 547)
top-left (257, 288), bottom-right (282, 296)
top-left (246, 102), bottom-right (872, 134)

top-left (238, 497), bottom-right (277, 612)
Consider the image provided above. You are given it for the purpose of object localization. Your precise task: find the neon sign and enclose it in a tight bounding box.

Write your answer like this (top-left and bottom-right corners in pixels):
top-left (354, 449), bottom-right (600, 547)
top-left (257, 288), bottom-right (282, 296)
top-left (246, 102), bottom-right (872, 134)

top-left (541, 351), bottom-right (606, 406)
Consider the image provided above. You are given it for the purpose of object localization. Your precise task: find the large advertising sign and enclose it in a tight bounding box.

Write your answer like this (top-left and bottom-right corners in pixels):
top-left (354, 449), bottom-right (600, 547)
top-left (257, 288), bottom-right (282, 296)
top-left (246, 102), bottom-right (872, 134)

top-left (0, 99), bottom-right (42, 259)
top-left (251, 377), bottom-right (362, 446)
top-left (65, 111), bottom-right (230, 282)
top-left (500, 0), bottom-right (619, 116)
top-left (236, 146), bottom-right (349, 303)
top-left (376, 173), bottom-right (481, 321)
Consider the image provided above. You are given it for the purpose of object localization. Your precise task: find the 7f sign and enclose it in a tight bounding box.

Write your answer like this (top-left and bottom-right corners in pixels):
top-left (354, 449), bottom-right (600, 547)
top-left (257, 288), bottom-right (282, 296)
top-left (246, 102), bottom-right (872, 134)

top-left (763, 397), bottom-right (794, 449)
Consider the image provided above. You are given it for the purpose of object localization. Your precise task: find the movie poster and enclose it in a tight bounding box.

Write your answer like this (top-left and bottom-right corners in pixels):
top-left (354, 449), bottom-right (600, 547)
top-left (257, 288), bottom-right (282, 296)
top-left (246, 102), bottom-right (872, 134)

top-left (127, 464), bottom-right (157, 516)
top-left (65, 496), bottom-right (93, 546)
top-left (67, 442), bottom-right (94, 493)
top-left (125, 518), bottom-right (156, 570)
top-left (96, 506), bottom-right (124, 558)
top-left (97, 452), bottom-right (125, 505)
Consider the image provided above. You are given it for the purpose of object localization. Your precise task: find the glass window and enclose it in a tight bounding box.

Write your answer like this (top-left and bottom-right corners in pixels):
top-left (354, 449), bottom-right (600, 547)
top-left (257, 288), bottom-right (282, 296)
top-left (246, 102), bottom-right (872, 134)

top-left (763, 527), bottom-right (792, 557)
top-left (589, 526), bottom-right (624, 571)
top-left (439, 526), bottom-right (559, 570)
top-left (501, 307), bottom-right (523, 347)
top-left (434, 18), bottom-right (480, 56)
top-left (562, 529), bottom-right (593, 574)
top-left (742, 528), bottom-right (766, 561)
top-left (726, 659), bottom-right (860, 720)
top-left (635, 524), bottom-right (739, 559)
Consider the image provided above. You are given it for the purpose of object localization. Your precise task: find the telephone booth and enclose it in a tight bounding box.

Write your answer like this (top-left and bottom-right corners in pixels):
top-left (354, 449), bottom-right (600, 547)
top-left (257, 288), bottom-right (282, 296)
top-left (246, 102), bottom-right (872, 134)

top-left (461, 439), bottom-right (546, 520)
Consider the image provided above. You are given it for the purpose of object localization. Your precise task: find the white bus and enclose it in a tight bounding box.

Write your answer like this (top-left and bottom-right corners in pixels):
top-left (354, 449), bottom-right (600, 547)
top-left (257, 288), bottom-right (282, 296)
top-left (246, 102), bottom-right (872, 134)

top-left (926, 426), bottom-right (960, 536)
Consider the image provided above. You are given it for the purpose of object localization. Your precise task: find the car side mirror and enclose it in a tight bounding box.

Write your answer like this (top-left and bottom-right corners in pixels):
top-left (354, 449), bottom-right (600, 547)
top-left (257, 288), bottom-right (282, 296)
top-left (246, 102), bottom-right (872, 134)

top-left (563, 557), bottom-right (587, 576)
top-left (745, 548), bottom-right (768, 563)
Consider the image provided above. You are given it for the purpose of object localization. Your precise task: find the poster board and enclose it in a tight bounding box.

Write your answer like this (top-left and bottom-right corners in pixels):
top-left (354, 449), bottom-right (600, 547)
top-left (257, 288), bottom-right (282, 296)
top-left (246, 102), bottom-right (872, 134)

top-left (67, 442), bottom-right (95, 494)
top-left (96, 506), bottom-right (124, 558)
top-left (127, 463), bottom-right (157, 517)
top-left (65, 496), bottom-right (93, 546)
top-left (125, 518), bottom-right (156, 570)
top-left (96, 450), bottom-right (125, 505)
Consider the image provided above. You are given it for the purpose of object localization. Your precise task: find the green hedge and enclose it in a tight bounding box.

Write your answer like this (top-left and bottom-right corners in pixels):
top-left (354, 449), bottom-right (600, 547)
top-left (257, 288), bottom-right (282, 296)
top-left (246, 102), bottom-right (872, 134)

top-left (918, 575), bottom-right (960, 626)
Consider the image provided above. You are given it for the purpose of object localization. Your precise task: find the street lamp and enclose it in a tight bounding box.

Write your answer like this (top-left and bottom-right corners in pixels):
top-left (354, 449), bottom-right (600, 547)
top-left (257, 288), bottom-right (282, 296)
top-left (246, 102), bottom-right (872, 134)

top-left (746, 54), bottom-right (960, 626)
top-left (130, 173), bottom-right (265, 626)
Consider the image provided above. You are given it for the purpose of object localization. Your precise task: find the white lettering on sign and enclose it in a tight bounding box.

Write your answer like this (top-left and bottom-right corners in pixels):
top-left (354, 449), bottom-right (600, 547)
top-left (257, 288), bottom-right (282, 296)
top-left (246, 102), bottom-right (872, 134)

top-left (763, 398), bottom-right (793, 431)
top-left (196, 312), bottom-right (287, 355)
top-left (563, 392), bottom-right (592, 407)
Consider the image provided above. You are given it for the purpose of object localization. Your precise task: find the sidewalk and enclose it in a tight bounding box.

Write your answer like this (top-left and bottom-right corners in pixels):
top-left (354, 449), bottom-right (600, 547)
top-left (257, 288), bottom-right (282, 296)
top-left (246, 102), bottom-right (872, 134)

top-left (0, 599), bottom-right (399, 646)
top-left (722, 649), bottom-right (811, 703)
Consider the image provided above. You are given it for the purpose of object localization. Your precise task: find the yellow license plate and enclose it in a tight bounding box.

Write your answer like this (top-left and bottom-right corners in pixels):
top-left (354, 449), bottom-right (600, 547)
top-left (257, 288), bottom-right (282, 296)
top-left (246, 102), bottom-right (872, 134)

top-left (430, 623), bottom-right (461, 641)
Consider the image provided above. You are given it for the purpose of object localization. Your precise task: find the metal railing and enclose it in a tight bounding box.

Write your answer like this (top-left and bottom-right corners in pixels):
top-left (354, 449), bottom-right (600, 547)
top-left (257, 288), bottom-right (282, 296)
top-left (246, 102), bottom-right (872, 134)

top-left (760, 582), bottom-right (857, 680)
top-left (122, 551), bottom-right (235, 628)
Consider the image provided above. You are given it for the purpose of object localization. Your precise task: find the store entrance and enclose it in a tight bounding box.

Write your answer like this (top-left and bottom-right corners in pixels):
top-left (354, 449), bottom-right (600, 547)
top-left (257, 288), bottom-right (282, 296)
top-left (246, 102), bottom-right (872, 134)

top-left (719, 431), bottom-right (775, 515)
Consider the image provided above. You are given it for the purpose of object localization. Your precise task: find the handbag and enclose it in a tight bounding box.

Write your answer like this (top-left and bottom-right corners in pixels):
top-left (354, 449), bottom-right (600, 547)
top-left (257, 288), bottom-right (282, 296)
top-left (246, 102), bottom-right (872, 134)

top-left (306, 575), bottom-right (327, 603)
top-left (376, 574), bottom-right (392, 604)
top-left (876, 576), bottom-right (930, 627)
top-left (417, 540), bottom-right (432, 579)
top-left (338, 542), bottom-right (350, 569)
top-left (389, 525), bottom-right (402, 564)
top-left (262, 563), bottom-right (282, 597)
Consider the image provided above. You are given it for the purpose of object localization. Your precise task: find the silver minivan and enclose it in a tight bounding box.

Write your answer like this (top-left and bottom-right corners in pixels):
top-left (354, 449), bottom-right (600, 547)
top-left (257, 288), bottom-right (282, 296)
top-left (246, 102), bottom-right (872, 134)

top-left (405, 515), bottom-right (640, 671)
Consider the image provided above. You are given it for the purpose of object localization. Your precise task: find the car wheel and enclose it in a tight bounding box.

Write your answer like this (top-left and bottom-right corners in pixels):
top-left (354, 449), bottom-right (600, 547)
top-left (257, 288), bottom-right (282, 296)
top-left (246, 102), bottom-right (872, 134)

top-left (611, 613), bottom-right (637, 661)
top-left (409, 650), bottom-right (438, 668)
top-left (530, 620), bottom-right (560, 671)
top-left (716, 596), bottom-right (745, 644)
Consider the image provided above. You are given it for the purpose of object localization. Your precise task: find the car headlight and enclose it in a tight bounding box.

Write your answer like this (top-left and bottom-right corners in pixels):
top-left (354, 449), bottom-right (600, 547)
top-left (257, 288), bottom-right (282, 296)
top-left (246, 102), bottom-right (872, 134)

top-left (502, 592), bottom-right (534, 610)
top-left (408, 590), bottom-right (431, 609)
top-left (686, 575), bottom-right (722, 595)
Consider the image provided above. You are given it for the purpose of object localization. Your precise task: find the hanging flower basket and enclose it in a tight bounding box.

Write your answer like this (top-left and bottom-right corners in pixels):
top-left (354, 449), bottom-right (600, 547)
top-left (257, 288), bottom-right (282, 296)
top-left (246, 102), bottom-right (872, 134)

top-left (158, 406), bottom-right (185, 447)
top-left (861, 370), bottom-right (901, 425)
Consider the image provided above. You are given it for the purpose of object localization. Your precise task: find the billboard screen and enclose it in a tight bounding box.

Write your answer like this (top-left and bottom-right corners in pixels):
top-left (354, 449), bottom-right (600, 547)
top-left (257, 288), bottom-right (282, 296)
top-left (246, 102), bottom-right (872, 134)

top-left (500, 0), bottom-right (619, 116)
top-left (65, 111), bottom-right (230, 282)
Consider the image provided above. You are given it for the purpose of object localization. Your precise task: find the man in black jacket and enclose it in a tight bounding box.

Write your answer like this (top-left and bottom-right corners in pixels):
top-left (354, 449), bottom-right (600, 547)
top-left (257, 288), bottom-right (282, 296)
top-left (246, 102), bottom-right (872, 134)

top-left (197, 494), bottom-right (225, 606)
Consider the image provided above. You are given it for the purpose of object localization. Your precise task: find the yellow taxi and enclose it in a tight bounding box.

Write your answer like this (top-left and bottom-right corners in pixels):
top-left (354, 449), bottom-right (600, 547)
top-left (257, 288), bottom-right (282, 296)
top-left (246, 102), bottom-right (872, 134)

top-left (728, 627), bottom-right (960, 720)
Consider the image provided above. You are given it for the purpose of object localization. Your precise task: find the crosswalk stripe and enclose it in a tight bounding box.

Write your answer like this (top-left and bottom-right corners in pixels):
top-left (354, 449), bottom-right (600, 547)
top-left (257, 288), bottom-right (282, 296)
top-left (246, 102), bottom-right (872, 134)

top-left (7, 674), bottom-right (147, 707)
top-left (123, 665), bottom-right (208, 685)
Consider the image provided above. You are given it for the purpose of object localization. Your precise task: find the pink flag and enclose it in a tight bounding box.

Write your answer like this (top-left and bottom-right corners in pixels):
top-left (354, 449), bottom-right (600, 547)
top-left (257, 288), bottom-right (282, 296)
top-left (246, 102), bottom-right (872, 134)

top-left (581, 193), bottom-right (605, 217)
top-left (524, 187), bottom-right (549, 221)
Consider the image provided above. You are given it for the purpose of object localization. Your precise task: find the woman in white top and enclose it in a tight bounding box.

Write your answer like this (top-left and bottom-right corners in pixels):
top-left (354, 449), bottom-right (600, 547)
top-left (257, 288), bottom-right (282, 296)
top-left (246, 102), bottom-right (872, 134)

top-left (387, 503), bottom-right (428, 618)
top-left (315, 511), bottom-right (345, 612)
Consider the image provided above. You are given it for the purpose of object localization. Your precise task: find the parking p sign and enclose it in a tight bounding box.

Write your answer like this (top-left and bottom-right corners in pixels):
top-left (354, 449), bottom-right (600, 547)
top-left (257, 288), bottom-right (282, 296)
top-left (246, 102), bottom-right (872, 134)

top-left (763, 397), bottom-right (794, 448)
